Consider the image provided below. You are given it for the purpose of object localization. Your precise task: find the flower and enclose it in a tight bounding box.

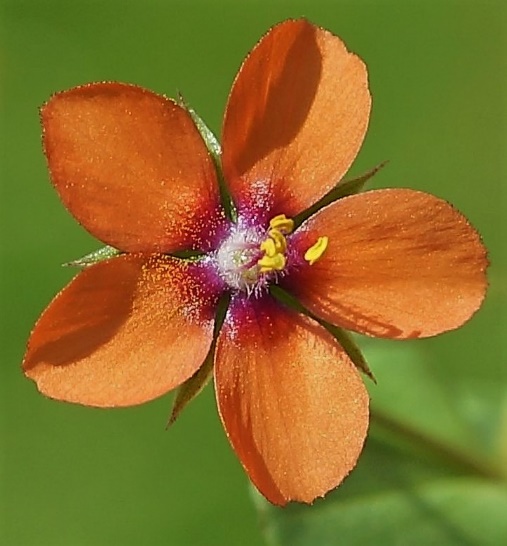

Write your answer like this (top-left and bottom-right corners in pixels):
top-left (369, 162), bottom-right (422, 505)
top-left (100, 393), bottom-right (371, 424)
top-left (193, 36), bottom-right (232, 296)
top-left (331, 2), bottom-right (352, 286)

top-left (23, 19), bottom-right (488, 506)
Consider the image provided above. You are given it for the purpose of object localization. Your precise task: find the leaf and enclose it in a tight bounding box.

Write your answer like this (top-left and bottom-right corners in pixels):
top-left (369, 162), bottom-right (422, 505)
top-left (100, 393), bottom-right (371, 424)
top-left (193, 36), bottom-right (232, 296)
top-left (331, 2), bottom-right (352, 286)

top-left (294, 161), bottom-right (387, 226)
top-left (255, 437), bottom-right (507, 546)
top-left (255, 341), bottom-right (507, 545)
top-left (64, 245), bottom-right (120, 267)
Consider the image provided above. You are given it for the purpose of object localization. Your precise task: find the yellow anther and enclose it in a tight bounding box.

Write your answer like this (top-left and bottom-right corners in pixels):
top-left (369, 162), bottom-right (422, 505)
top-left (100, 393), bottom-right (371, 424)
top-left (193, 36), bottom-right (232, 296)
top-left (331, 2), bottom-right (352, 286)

top-left (268, 229), bottom-right (287, 253)
top-left (258, 253), bottom-right (286, 273)
top-left (304, 236), bottom-right (329, 265)
top-left (257, 218), bottom-right (292, 274)
top-left (260, 238), bottom-right (277, 257)
top-left (269, 214), bottom-right (294, 234)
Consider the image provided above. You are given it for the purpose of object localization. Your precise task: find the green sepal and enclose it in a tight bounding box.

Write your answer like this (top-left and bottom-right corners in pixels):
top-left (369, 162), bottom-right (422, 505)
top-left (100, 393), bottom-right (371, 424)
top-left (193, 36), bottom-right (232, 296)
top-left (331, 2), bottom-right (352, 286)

top-left (294, 161), bottom-right (388, 226)
top-left (270, 286), bottom-right (374, 382)
top-left (323, 323), bottom-right (376, 383)
top-left (167, 347), bottom-right (215, 427)
top-left (177, 94), bottom-right (237, 222)
top-left (177, 93), bottom-right (221, 162)
top-left (63, 245), bottom-right (121, 268)
top-left (332, 161), bottom-right (388, 199)
top-left (167, 293), bottom-right (230, 427)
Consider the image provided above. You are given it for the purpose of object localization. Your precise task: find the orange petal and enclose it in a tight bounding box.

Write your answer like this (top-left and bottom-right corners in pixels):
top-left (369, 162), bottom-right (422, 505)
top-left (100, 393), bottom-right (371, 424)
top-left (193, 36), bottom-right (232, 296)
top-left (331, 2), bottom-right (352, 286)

top-left (214, 295), bottom-right (369, 505)
top-left (284, 189), bottom-right (489, 339)
top-left (221, 19), bottom-right (371, 221)
top-left (23, 254), bottom-right (220, 407)
top-left (42, 83), bottom-right (224, 253)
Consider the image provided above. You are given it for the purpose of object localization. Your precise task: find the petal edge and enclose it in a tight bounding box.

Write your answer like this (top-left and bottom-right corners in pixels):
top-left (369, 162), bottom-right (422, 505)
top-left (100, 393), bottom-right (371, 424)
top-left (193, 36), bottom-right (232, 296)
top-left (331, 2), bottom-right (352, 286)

top-left (222, 19), bottom-right (371, 222)
top-left (285, 189), bottom-right (489, 339)
top-left (214, 295), bottom-right (369, 505)
top-left (42, 82), bottom-right (225, 253)
top-left (24, 254), bottom-right (219, 407)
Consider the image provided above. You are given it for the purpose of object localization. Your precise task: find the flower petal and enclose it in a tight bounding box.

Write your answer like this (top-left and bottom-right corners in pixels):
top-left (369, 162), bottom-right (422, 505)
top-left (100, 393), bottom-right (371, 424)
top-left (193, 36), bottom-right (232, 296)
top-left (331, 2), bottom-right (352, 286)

top-left (284, 189), bottom-right (488, 339)
top-left (42, 83), bottom-right (225, 253)
top-left (221, 19), bottom-right (371, 222)
top-left (23, 254), bottom-right (220, 407)
top-left (214, 295), bottom-right (369, 505)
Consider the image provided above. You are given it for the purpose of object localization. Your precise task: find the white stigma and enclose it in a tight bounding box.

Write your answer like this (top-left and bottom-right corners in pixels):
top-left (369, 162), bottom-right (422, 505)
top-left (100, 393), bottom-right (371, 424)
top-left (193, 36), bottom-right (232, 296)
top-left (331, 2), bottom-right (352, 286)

top-left (216, 226), bottom-right (263, 292)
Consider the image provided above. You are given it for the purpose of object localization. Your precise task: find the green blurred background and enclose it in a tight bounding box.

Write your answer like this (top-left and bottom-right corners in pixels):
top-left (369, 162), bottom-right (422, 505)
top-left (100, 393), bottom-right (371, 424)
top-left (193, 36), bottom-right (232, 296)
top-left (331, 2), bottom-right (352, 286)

top-left (1, 1), bottom-right (506, 545)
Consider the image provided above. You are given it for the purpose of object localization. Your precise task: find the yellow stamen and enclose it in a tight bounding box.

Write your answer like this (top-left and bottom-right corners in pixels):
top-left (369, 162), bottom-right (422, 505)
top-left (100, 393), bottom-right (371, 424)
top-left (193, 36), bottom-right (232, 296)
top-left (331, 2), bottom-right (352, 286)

top-left (269, 214), bottom-right (294, 234)
top-left (268, 229), bottom-right (287, 253)
top-left (258, 253), bottom-right (286, 273)
top-left (260, 238), bottom-right (277, 257)
top-left (257, 214), bottom-right (294, 274)
top-left (304, 236), bottom-right (329, 265)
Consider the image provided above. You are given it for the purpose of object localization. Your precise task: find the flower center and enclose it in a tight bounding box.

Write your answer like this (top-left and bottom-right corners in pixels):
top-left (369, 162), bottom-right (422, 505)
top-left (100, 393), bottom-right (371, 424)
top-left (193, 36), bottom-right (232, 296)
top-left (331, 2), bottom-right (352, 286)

top-left (216, 214), bottom-right (328, 294)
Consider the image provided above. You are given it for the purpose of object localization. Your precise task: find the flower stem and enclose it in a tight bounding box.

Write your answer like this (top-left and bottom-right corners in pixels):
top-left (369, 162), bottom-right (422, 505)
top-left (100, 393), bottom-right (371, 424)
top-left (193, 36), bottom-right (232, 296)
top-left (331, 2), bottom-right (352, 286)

top-left (371, 409), bottom-right (503, 482)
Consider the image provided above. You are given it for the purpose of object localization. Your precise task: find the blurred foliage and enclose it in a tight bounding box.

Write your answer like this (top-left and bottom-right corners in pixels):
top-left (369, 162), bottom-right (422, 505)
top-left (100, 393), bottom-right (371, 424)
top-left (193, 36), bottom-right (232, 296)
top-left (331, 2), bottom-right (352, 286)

top-left (1, 1), bottom-right (506, 545)
top-left (256, 342), bottom-right (507, 545)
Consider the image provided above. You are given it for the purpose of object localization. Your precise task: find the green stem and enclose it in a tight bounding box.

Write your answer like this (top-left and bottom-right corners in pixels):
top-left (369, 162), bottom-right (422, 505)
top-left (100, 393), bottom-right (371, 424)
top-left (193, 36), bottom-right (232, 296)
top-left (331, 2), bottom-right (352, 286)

top-left (371, 409), bottom-right (503, 482)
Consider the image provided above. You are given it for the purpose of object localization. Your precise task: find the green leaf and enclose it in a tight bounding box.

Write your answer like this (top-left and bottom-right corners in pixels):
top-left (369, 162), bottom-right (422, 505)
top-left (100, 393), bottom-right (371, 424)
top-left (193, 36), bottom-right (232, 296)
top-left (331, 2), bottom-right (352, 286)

top-left (256, 341), bottom-right (507, 545)
top-left (64, 245), bottom-right (120, 267)
top-left (294, 161), bottom-right (387, 226)
top-left (256, 439), bottom-right (507, 546)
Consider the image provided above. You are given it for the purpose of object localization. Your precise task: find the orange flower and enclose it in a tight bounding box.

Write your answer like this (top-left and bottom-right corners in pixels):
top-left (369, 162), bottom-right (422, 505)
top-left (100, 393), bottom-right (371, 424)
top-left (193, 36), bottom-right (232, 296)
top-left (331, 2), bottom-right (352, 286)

top-left (23, 19), bottom-right (488, 505)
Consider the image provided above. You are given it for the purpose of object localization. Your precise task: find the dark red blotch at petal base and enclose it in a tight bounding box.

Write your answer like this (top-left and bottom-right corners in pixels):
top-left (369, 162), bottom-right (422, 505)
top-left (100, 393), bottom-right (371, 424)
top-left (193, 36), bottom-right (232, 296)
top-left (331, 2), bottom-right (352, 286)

top-left (214, 294), bottom-right (369, 505)
top-left (222, 19), bottom-right (371, 223)
top-left (41, 82), bottom-right (226, 253)
top-left (284, 189), bottom-right (489, 339)
top-left (23, 254), bottom-right (222, 407)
